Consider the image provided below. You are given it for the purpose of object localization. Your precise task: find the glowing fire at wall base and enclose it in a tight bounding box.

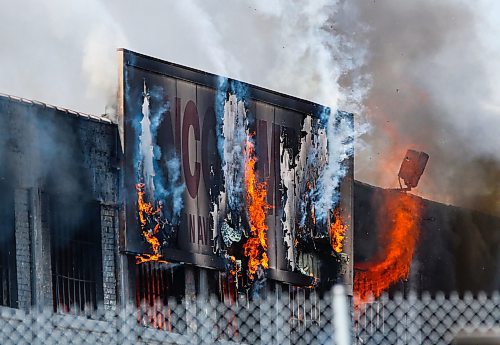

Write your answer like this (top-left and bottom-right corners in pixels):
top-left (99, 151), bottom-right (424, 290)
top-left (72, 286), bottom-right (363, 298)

top-left (330, 209), bottom-right (348, 254)
top-left (243, 139), bottom-right (271, 280)
top-left (135, 183), bottom-right (168, 264)
top-left (354, 192), bottom-right (421, 305)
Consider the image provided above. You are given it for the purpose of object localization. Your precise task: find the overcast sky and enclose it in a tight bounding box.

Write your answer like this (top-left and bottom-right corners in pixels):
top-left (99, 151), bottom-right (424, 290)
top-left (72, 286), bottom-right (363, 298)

top-left (1, 0), bottom-right (499, 214)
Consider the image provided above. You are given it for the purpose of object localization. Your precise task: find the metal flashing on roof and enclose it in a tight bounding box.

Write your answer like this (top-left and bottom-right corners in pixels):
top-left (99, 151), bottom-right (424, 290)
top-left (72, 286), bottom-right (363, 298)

top-left (0, 92), bottom-right (115, 125)
top-left (118, 48), bottom-right (328, 116)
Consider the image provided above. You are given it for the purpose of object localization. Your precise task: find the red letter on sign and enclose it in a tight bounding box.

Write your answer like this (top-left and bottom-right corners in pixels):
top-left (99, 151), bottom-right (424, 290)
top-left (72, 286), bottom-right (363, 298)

top-left (182, 101), bottom-right (201, 199)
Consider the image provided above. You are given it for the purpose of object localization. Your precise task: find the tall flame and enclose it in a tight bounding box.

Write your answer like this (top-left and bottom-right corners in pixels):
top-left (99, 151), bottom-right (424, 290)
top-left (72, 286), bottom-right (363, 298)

top-left (354, 192), bottom-right (421, 305)
top-left (135, 183), bottom-right (168, 264)
top-left (330, 209), bottom-right (347, 253)
top-left (243, 139), bottom-right (271, 280)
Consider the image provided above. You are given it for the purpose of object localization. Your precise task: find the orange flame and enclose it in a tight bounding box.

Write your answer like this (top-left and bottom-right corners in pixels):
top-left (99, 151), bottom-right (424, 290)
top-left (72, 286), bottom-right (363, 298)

top-left (354, 192), bottom-right (421, 305)
top-left (330, 209), bottom-right (348, 253)
top-left (229, 255), bottom-right (238, 277)
top-left (135, 183), bottom-right (168, 264)
top-left (243, 139), bottom-right (271, 280)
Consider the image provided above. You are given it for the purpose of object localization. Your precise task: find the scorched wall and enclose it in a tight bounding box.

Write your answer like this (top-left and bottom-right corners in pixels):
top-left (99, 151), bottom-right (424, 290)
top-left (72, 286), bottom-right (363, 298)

top-left (0, 93), bottom-right (119, 322)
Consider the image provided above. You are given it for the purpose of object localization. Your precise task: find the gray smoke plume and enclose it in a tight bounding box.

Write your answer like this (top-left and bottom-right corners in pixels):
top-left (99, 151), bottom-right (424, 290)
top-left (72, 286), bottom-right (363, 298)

top-left (2, 0), bottom-right (498, 215)
top-left (0, 0), bottom-right (127, 117)
top-left (314, 110), bottom-right (354, 222)
top-left (341, 0), bottom-right (500, 215)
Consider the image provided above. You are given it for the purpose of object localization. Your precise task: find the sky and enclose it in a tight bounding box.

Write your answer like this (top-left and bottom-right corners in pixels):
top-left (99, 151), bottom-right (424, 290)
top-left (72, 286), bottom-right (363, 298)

top-left (1, 0), bottom-right (499, 215)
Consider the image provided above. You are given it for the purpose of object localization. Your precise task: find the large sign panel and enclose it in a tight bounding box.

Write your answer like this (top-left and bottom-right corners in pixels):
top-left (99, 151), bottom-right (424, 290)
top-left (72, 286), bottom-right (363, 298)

top-left (118, 49), bottom-right (353, 288)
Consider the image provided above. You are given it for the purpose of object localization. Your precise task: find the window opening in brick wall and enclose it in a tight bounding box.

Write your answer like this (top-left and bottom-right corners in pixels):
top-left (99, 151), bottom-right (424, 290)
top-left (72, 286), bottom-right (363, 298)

top-left (135, 261), bottom-right (185, 331)
top-left (218, 271), bottom-right (239, 306)
top-left (49, 197), bottom-right (103, 315)
top-left (0, 184), bottom-right (17, 308)
top-left (215, 271), bottom-right (241, 341)
top-left (289, 284), bottom-right (321, 343)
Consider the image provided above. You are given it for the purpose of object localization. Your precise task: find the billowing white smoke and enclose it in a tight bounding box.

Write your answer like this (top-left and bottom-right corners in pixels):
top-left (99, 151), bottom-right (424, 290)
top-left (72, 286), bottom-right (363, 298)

top-left (222, 94), bottom-right (248, 212)
top-left (5, 1), bottom-right (500, 214)
top-left (212, 91), bottom-right (249, 248)
top-left (150, 85), bottom-right (185, 223)
top-left (313, 110), bottom-right (354, 222)
top-left (1, 1), bottom-right (368, 118)
top-left (139, 82), bottom-right (155, 196)
top-left (3, 1), bottom-right (371, 218)
top-left (138, 81), bottom-right (184, 223)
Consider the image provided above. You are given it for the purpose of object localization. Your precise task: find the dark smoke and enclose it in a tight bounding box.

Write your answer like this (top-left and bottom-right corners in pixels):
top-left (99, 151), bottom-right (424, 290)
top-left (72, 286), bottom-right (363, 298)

top-left (342, 1), bottom-right (500, 297)
top-left (340, 0), bottom-right (500, 215)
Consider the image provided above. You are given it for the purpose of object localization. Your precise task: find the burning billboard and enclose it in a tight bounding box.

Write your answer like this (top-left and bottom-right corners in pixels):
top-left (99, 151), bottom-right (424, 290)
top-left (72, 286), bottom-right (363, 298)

top-left (117, 49), bottom-right (354, 291)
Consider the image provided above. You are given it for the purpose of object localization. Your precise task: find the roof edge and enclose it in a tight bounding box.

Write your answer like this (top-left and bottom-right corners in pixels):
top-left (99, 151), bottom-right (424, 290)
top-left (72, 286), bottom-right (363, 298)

top-left (0, 92), bottom-right (115, 125)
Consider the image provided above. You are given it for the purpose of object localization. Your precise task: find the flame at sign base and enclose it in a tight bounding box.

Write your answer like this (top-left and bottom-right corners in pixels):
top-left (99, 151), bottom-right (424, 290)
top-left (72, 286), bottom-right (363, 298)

top-left (243, 140), bottom-right (271, 280)
top-left (135, 183), bottom-right (169, 264)
top-left (330, 210), bottom-right (348, 253)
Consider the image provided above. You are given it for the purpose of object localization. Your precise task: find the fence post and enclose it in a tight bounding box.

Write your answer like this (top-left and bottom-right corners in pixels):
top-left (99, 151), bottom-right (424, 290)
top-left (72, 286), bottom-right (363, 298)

top-left (332, 285), bottom-right (351, 345)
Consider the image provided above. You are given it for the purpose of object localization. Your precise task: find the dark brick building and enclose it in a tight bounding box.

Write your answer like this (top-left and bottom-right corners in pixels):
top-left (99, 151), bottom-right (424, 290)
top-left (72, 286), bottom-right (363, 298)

top-left (0, 92), bottom-right (498, 344)
top-left (354, 181), bottom-right (500, 296)
top-left (0, 93), bottom-right (121, 341)
top-left (0, 92), bottom-right (332, 343)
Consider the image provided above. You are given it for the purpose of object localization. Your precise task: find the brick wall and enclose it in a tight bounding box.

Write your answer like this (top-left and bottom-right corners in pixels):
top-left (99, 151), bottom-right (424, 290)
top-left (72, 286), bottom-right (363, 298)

top-left (14, 188), bottom-right (31, 310)
top-left (1, 95), bottom-right (120, 316)
top-left (101, 205), bottom-right (118, 311)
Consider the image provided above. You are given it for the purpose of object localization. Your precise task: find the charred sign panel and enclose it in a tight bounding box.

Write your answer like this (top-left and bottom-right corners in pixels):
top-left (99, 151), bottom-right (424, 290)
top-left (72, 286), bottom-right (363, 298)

top-left (118, 49), bottom-right (353, 289)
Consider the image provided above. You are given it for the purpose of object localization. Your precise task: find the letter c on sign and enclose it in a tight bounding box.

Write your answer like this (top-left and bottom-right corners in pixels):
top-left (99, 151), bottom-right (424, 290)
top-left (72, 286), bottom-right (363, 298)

top-left (182, 101), bottom-right (201, 199)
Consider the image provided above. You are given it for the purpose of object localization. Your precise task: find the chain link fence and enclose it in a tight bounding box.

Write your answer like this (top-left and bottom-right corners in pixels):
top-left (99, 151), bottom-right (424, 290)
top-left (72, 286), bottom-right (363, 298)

top-left (0, 287), bottom-right (498, 344)
top-left (354, 291), bottom-right (499, 344)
